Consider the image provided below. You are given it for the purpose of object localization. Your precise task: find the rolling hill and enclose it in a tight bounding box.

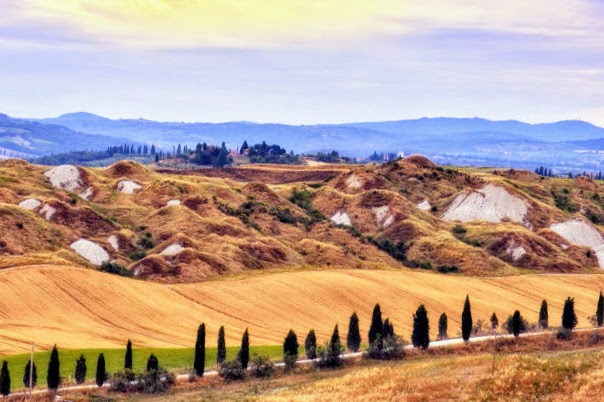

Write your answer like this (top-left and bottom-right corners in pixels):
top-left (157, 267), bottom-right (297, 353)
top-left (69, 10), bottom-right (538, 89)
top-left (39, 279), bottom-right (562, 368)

top-left (1, 265), bottom-right (604, 355)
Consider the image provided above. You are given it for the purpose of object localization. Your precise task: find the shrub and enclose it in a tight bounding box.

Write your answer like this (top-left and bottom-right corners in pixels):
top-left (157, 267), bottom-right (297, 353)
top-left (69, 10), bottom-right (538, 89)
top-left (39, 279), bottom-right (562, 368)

top-left (438, 313), bottom-right (448, 340)
top-left (557, 328), bottom-right (572, 340)
top-left (138, 235), bottom-right (154, 250)
top-left (75, 354), bottom-right (86, 384)
top-left (146, 354), bottom-right (159, 372)
top-left (305, 330), bottom-right (317, 359)
top-left (219, 360), bottom-right (245, 382)
top-left (100, 262), bottom-right (132, 277)
top-left (283, 353), bottom-right (297, 372)
top-left (491, 313), bottom-right (499, 330)
top-left (367, 335), bottom-right (406, 360)
top-left (111, 368), bottom-right (174, 393)
top-left (250, 354), bottom-right (274, 378)
top-left (129, 250), bottom-right (146, 261)
top-left (23, 360), bottom-right (37, 389)
top-left (0, 361), bottom-right (9, 397)
top-left (539, 300), bottom-right (549, 329)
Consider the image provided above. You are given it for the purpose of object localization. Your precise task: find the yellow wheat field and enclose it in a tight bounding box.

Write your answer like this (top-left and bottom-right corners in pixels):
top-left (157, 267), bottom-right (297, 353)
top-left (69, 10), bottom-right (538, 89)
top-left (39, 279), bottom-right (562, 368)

top-left (2, 265), bottom-right (604, 355)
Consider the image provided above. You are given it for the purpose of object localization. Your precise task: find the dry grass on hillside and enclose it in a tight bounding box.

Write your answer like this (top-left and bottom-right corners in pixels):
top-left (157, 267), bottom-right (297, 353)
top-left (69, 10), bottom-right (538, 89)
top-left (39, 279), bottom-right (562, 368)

top-left (259, 350), bottom-right (604, 401)
top-left (2, 265), bottom-right (604, 356)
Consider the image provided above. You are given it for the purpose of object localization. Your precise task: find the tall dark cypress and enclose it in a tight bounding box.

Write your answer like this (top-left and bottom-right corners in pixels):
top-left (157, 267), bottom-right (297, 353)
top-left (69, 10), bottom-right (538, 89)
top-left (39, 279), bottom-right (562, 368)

top-left (511, 310), bottom-right (525, 337)
top-left (438, 313), bottom-right (448, 340)
top-left (125, 339), bottom-right (133, 370)
top-left (283, 329), bottom-right (299, 357)
top-left (368, 304), bottom-right (383, 347)
top-left (461, 295), bottom-right (473, 341)
top-left (194, 323), bottom-right (206, 376)
top-left (539, 300), bottom-right (549, 329)
top-left (23, 360), bottom-right (36, 389)
top-left (347, 312), bottom-right (361, 352)
top-left (0, 361), bottom-right (9, 396)
top-left (597, 291), bottom-right (604, 327)
top-left (217, 326), bottom-right (226, 364)
top-left (411, 304), bottom-right (430, 349)
top-left (238, 329), bottom-right (250, 369)
top-left (74, 355), bottom-right (87, 384)
top-left (47, 345), bottom-right (60, 391)
top-left (305, 330), bottom-right (317, 359)
top-left (330, 325), bottom-right (342, 352)
top-left (562, 297), bottom-right (577, 331)
top-left (95, 353), bottom-right (106, 388)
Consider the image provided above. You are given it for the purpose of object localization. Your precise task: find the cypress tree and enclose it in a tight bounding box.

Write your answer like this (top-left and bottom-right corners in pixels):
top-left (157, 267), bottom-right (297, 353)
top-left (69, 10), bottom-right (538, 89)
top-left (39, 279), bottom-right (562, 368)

top-left (74, 355), bottom-right (87, 384)
top-left (382, 318), bottom-right (394, 338)
top-left (125, 339), bottom-right (133, 370)
top-left (347, 313), bottom-right (361, 352)
top-left (326, 325), bottom-right (342, 365)
top-left (539, 300), bottom-right (549, 329)
top-left (412, 304), bottom-right (430, 349)
top-left (238, 329), bottom-right (250, 369)
top-left (562, 297), bottom-right (577, 331)
top-left (490, 313), bottom-right (499, 330)
top-left (95, 353), bottom-right (106, 388)
top-left (438, 313), bottom-right (448, 340)
top-left (0, 361), bottom-right (9, 396)
top-left (217, 326), bottom-right (226, 364)
top-left (47, 345), bottom-right (60, 391)
top-left (597, 291), bottom-right (604, 327)
top-left (461, 295), bottom-right (473, 341)
top-left (511, 310), bottom-right (523, 337)
top-left (146, 354), bottom-right (159, 372)
top-left (283, 329), bottom-right (299, 358)
top-left (23, 360), bottom-right (36, 389)
top-left (194, 323), bottom-right (206, 377)
top-left (368, 303), bottom-right (383, 347)
top-left (305, 330), bottom-right (317, 359)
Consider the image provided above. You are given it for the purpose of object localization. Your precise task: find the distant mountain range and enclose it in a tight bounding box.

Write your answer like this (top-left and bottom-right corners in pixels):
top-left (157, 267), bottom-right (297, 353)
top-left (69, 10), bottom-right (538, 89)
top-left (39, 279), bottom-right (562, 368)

top-left (1, 111), bottom-right (601, 172)
top-left (0, 113), bottom-right (135, 158)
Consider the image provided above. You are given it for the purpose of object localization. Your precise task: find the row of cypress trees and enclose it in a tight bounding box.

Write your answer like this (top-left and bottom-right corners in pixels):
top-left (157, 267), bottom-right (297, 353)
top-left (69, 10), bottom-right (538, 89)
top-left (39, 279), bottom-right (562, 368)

top-left (2, 292), bottom-right (602, 395)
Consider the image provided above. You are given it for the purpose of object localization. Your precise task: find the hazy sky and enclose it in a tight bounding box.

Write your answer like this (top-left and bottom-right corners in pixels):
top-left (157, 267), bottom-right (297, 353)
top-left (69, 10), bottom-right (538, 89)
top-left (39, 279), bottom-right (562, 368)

top-left (2, 0), bottom-right (604, 125)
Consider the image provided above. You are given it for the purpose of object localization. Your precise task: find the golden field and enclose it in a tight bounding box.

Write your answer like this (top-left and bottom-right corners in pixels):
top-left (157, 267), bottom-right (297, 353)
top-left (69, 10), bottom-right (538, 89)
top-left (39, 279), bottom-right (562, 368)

top-left (2, 264), bottom-right (604, 356)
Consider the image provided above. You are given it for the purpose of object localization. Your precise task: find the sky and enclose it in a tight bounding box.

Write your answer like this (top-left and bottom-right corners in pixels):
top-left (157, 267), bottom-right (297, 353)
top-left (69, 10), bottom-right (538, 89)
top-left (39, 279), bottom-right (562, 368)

top-left (1, 0), bottom-right (604, 125)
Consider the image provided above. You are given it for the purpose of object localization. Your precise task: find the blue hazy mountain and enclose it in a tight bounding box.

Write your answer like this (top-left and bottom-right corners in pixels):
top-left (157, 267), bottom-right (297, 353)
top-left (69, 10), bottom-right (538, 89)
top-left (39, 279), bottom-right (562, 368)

top-left (348, 117), bottom-right (604, 142)
top-left (0, 113), bottom-right (136, 157)
top-left (38, 113), bottom-right (604, 153)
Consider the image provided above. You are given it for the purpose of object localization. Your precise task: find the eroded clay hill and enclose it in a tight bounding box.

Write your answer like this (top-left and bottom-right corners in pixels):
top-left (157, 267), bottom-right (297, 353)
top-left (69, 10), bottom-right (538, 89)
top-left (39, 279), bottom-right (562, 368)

top-left (0, 157), bottom-right (603, 281)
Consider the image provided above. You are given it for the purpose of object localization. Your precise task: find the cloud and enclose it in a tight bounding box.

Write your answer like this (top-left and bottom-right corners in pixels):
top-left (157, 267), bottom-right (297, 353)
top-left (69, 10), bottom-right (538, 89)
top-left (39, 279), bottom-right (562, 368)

top-left (4, 0), bottom-right (603, 50)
